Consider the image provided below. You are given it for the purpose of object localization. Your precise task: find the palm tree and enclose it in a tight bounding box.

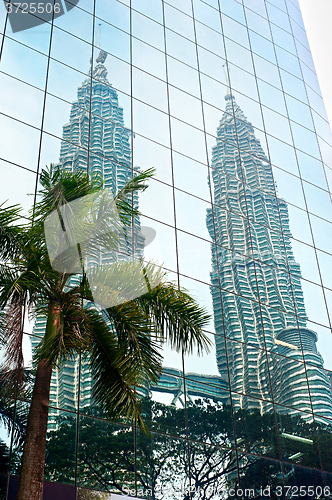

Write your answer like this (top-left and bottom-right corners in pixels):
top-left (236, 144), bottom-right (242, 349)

top-left (0, 166), bottom-right (211, 500)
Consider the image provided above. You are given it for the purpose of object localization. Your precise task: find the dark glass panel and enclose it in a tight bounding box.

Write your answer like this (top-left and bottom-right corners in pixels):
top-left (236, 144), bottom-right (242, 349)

top-left (236, 453), bottom-right (283, 493)
top-left (77, 416), bottom-right (135, 493)
top-left (44, 411), bottom-right (77, 486)
top-left (232, 396), bottom-right (279, 459)
top-left (282, 462), bottom-right (325, 490)
top-left (136, 431), bottom-right (188, 499)
top-left (275, 406), bottom-right (322, 469)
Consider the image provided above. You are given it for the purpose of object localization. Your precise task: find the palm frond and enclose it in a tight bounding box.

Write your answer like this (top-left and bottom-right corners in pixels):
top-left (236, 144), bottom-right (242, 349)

top-left (105, 301), bottom-right (162, 383)
top-left (114, 168), bottom-right (155, 225)
top-left (86, 311), bottom-right (149, 429)
top-left (136, 281), bottom-right (211, 355)
top-left (0, 203), bottom-right (24, 261)
top-left (0, 297), bottom-right (25, 385)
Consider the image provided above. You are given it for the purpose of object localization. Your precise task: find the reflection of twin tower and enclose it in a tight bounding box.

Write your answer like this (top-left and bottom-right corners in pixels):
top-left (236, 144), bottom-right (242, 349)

top-left (207, 90), bottom-right (332, 422)
top-left (34, 48), bottom-right (332, 424)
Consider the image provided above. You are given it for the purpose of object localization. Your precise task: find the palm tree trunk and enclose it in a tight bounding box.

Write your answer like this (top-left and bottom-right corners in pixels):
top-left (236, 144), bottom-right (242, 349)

top-left (16, 302), bottom-right (60, 500)
top-left (15, 359), bottom-right (52, 500)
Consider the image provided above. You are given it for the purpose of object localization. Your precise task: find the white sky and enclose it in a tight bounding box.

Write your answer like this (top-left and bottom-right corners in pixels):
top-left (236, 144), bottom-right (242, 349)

top-left (299, 0), bottom-right (332, 128)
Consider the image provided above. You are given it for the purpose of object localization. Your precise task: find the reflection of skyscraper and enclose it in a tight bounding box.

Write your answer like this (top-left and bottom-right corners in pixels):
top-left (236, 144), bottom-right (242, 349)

top-left (207, 91), bottom-right (332, 422)
top-left (32, 49), bottom-right (143, 424)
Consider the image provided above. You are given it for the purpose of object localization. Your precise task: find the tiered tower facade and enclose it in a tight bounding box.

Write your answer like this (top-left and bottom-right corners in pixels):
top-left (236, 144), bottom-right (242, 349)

top-left (207, 92), bottom-right (332, 422)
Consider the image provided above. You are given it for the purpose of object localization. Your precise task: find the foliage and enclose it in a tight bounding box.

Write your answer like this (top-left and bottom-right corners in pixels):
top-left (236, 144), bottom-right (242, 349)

top-left (44, 398), bottom-right (332, 499)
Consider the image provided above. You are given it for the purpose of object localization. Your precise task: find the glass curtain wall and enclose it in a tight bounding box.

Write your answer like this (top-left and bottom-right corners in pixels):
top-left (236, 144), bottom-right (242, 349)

top-left (1, 0), bottom-right (332, 498)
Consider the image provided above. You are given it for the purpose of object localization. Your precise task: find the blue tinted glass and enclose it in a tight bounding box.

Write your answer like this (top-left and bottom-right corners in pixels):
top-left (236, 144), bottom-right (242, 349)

top-left (270, 24), bottom-right (296, 54)
top-left (297, 151), bottom-right (329, 190)
top-left (253, 54), bottom-right (282, 88)
top-left (245, 7), bottom-right (271, 39)
top-left (132, 10), bottom-right (164, 50)
top-left (275, 46), bottom-right (302, 78)
top-left (198, 45), bottom-right (225, 82)
top-left (312, 111), bottom-right (332, 145)
top-left (267, 135), bottom-right (298, 174)
top-left (192, 0), bottom-right (221, 32)
top-left (229, 64), bottom-right (259, 101)
top-left (267, 0), bottom-right (287, 12)
top-left (257, 80), bottom-right (287, 116)
top-left (285, 94), bottom-right (314, 130)
top-left (167, 56), bottom-right (200, 97)
top-left (195, 20), bottom-right (225, 58)
top-left (166, 29), bottom-right (198, 68)
top-left (243, 0), bottom-right (267, 19)
top-left (263, 107), bottom-right (293, 145)
top-left (249, 30), bottom-right (277, 63)
top-left (266, 2), bottom-right (291, 32)
top-left (290, 17), bottom-right (310, 50)
top-left (164, 3), bottom-right (195, 41)
top-left (280, 70), bottom-right (308, 103)
top-left (224, 38), bottom-right (254, 75)
top-left (221, 0), bottom-right (246, 25)
top-left (222, 15), bottom-right (250, 49)
top-left (132, 38), bottom-right (166, 81)
top-left (291, 122), bottom-right (321, 159)
top-left (131, 0), bottom-right (163, 23)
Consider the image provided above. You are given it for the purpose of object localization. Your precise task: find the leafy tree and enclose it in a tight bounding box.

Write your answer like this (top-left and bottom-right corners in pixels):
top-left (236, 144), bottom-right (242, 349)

top-left (0, 166), bottom-right (210, 500)
top-left (44, 398), bottom-right (332, 499)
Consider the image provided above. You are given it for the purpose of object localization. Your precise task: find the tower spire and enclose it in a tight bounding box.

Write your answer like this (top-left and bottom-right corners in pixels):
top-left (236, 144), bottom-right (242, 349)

top-left (223, 63), bottom-right (234, 101)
